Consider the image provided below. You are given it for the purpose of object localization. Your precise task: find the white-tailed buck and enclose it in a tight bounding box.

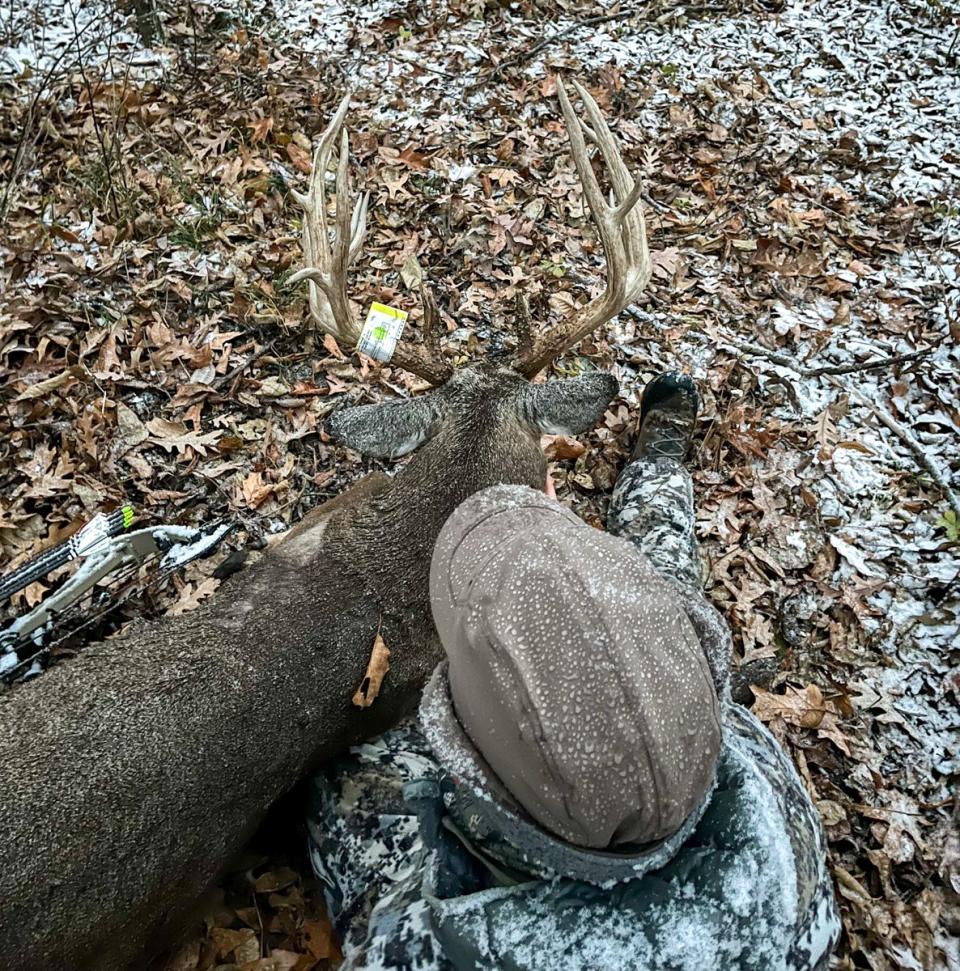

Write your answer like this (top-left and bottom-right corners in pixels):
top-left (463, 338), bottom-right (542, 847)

top-left (0, 80), bottom-right (652, 971)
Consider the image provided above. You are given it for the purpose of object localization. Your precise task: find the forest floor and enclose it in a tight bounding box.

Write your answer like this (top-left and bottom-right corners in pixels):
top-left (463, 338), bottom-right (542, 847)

top-left (1, 0), bottom-right (958, 968)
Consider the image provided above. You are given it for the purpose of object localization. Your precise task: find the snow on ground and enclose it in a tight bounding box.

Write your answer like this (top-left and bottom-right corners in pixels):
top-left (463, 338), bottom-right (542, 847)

top-left (237, 0), bottom-right (959, 804)
top-left (1, 0), bottom-right (958, 967)
top-left (0, 0), bottom-right (168, 79)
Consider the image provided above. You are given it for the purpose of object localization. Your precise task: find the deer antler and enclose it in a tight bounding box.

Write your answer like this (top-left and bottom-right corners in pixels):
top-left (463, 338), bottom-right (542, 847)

top-left (515, 78), bottom-right (652, 378)
top-left (289, 94), bottom-right (451, 385)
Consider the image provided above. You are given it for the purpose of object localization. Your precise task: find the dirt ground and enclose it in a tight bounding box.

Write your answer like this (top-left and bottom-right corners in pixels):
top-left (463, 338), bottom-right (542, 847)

top-left (1, 1), bottom-right (958, 968)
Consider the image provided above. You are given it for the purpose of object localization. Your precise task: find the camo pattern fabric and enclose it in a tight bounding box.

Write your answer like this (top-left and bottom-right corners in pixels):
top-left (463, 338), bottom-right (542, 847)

top-left (608, 455), bottom-right (702, 590)
top-left (609, 455), bottom-right (732, 699)
top-left (304, 455), bottom-right (839, 968)
top-left (306, 727), bottom-right (453, 970)
top-left (306, 709), bottom-right (840, 971)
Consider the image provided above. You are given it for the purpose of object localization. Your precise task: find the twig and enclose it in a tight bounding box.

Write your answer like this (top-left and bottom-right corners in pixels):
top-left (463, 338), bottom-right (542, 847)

top-left (641, 190), bottom-right (673, 215)
top-left (69, 4), bottom-right (121, 222)
top-left (488, 9), bottom-right (641, 80)
top-left (801, 348), bottom-right (934, 376)
top-left (0, 19), bottom-right (100, 219)
top-left (211, 344), bottom-right (273, 392)
top-left (714, 335), bottom-right (934, 377)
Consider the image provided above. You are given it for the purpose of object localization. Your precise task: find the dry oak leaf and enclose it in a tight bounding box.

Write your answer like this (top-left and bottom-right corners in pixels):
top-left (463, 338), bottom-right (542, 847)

top-left (146, 418), bottom-right (222, 456)
top-left (16, 367), bottom-right (80, 400)
top-left (751, 683), bottom-right (852, 755)
top-left (248, 115), bottom-right (274, 143)
top-left (303, 915), bottom-right (336, 960)
top-left (116, 402), bottom-right (149, 451)
top-left (353, 625), bottom-right (391, 708)
top-left (286, 141), bottom-right (311, 174)
top-left (168, 577), bottom-right (221, 617)
top-left (543, 435), bottom-right (587, 461)
top-left (210, 926), bottom-right (258, 961)
top-left (240, 951), bottom-right (301, 970)
top-left (253, 866), bottom-right (299, 893)
top-left (240, 471), bottom-right (287, 509)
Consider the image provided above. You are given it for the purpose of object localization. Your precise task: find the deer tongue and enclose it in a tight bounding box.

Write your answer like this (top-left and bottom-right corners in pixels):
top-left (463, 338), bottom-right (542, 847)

top-left (427, 484), bottom-right (722, 852)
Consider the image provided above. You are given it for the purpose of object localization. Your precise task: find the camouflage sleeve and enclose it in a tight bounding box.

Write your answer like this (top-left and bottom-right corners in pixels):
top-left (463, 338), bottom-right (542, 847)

top-left (306, 724), bottom-right (452, 970)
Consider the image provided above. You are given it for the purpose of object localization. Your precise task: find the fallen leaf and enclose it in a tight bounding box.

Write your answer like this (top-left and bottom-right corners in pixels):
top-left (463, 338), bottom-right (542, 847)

top-left (751, 683), bottom-right (852, 754)
top-left (829, 535), bottom-right (884, 578)
top-left (353, 625), bottom-right (390, 708)
top-left (211, 926), bottom-right (258, 960)
top-left (253, 867), bottom-right (299, 893)
top-left (146, 418), bottom-right (222, 456)
top-left (168, 577), bottom-right (221, 617)
top-left (543, 435), bottom-right (586, 461)
top-left (286, 142), bottom-right (311, 174)
top-left (116, 403), bottom-right (148, 450)
top-left (248, 115), bottom-right (274, 143)
top-left (400, 254), bottom-right (423, 289)
top-left (16, 368), bottom-right (79, 400)
top-left (752, 682), bottom-right (828, 728)
top-left (303, 914), bottom-right (336, 960)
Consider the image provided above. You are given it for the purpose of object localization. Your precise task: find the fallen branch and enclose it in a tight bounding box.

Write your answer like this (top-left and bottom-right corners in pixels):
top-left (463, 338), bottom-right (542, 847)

top-left (678, 322), bottom-right (960, 517)
top-left (825, 375), bottom-right (960, 518)
top-left (709, 330), bottom-right (934, 378)
top-left (488, 10), bottom-right (641, 79)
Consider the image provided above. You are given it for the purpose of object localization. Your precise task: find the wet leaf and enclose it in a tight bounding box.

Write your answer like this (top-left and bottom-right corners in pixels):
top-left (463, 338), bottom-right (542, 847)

top-left (352, 625), bottom-right (391, 708)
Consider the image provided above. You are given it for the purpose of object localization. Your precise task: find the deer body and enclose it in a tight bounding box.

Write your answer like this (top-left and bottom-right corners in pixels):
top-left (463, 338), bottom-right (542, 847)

top-left (0, 367), bottom-right (616, 970)
top-left (0, 80), bottom-right (650, 971)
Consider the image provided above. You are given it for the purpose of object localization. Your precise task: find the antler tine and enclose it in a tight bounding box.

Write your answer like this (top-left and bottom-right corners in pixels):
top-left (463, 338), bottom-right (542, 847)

top-left (515, 77), bottom-right (652, 377)
top-left (289, 94), bottom-right (451, 385)
top-left (570, 80), bottom-right (644, 221)
top-left (288, 94), bottom-right (358, 345)
top-left (348, 191), bottom-right (370, 263)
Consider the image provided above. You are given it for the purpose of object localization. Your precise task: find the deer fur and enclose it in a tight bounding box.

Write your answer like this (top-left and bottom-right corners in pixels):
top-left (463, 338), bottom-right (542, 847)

top-left (0, 366), bottom-right (618, 971)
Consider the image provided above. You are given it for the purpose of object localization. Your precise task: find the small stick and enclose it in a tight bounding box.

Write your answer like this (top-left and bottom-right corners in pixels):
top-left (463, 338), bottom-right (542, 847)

top-left (211, 344), bottom-right (273, 392)
top-left (420, 282), bottom-right (443, 359)
top-left (712, 333), bottom-right (934, 377)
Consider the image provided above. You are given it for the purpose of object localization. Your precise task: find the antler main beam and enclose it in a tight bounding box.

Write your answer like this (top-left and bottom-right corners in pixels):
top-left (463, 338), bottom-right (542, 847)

top-left (515, 78), bottom-right (652, 378)
top-left (289, 94), bottom-right (451, 386)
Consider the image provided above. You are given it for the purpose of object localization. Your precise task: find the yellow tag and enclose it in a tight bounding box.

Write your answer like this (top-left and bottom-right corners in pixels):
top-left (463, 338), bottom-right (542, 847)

top-left (358, 303), bottom-right (408, 363)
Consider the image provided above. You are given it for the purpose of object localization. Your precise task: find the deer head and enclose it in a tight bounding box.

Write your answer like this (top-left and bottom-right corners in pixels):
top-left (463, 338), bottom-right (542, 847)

top-left (288, 79), bottom-right (651, 479)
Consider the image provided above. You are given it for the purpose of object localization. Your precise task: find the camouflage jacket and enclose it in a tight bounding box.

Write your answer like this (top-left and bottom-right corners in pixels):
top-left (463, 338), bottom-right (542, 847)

top-left (306, 702), bottom-right (840, 971)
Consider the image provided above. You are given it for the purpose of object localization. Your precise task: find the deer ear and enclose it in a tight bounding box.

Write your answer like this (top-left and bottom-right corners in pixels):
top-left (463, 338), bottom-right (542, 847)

top-left (328, 395), bottom-right (442, 459)
top-left (519, 372), bottom-right (619, 435)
